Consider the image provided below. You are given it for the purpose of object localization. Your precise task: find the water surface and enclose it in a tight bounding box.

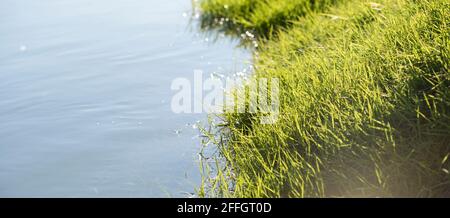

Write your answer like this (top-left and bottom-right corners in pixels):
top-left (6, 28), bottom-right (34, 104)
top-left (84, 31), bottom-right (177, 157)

top-left (0, 0), bottom-right (249, 197)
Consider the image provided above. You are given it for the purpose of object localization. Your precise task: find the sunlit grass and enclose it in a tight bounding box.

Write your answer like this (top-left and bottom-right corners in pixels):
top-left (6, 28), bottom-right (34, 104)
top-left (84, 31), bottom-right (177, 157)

top-left (197, 0), bottom-right (450, 197)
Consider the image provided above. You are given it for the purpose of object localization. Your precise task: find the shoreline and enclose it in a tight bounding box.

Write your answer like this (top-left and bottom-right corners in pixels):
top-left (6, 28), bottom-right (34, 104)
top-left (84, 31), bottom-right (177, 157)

top-left (197, 0), bottom-right (450, 197)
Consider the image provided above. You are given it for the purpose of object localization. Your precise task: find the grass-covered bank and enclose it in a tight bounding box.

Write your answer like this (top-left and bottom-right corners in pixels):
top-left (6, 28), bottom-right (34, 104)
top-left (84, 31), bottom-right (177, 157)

top-left (197, 0), bottom-right (450, 197)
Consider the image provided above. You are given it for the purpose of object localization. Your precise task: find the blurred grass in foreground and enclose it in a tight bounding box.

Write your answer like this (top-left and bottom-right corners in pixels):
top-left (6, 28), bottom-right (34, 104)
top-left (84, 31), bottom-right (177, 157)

top-left (197, 0), bottom-right (450, 197)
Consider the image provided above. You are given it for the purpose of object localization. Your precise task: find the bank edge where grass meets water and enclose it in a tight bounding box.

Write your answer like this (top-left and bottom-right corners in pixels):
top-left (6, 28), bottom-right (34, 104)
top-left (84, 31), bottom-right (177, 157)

top-left (196, 0), bottom-right (450, 197)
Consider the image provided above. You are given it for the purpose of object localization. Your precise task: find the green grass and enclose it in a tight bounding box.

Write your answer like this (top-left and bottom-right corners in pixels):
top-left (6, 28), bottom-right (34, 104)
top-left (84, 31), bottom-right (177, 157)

top-left (197, 0), bottom-right (450, 197)
top-left (199, 0), bottom-right (341, 39)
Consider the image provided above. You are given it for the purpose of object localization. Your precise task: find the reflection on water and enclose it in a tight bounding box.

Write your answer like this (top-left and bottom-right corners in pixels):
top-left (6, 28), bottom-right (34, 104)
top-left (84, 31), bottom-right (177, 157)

top-left (0, 0), bottom-right (249, 197)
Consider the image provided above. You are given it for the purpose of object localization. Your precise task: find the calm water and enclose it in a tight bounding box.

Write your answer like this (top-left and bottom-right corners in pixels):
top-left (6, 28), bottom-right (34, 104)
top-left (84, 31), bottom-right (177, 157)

top-left (0, 0), bottom-right (249, 197)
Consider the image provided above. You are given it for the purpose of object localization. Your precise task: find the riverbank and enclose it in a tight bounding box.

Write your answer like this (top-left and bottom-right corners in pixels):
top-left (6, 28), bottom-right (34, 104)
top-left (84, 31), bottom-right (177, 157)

top-left (197, 0), bottom-right (450, 197)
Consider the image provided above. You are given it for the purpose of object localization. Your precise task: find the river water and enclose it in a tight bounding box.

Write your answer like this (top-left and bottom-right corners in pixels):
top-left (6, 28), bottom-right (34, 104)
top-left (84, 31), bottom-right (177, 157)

top-left (0, 0), bottom-right (249, 197)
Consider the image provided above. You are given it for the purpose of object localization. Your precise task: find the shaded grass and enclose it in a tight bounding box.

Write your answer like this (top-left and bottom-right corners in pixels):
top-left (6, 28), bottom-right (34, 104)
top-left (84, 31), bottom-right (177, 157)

top-left (199, 0), bottom-right (341, 39)
top-left (198, 0), bottom-right (450, 197)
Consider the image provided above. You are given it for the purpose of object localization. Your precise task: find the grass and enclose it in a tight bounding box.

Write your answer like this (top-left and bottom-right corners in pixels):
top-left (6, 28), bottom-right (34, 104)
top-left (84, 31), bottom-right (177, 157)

top-left (199, 0), bottom-right (341, 39)
top-left (196, 0), bottom-right (450, 197)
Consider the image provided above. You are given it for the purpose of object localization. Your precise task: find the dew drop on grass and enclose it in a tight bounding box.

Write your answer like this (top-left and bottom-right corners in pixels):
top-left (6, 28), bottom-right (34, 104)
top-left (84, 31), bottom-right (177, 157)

top-left (193, 13), bottom-right (200, 19)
